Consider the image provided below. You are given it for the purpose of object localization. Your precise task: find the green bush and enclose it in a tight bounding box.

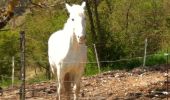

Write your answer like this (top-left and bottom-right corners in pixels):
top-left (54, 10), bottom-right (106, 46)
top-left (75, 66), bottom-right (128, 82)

top-left (146, 54), bottom-right (166, 66)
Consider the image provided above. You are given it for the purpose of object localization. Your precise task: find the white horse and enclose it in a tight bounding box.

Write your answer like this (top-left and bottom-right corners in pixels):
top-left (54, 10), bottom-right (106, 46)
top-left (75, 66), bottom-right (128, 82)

top-left (48, 2), bottom-right (86, 100)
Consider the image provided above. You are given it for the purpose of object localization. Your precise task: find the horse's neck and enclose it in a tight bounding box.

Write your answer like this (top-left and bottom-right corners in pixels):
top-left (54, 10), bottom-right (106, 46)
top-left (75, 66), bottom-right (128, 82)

top-left (63, 19), bottom-right (73, 41)
top-left (72, 33), bottom-right (80, 50)
top-left (63, 19), bottom-right (80, 51)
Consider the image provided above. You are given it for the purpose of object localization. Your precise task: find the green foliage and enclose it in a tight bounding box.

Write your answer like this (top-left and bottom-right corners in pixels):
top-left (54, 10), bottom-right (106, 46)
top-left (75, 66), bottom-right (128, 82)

top-left (0, 77), bottom-right (20, 88)
top-left (24, 9), bottom-right (67, 68)
top-left (84, 65), bottom-right (99, 76)
top-left (27, 73), bottom-right (48, 84)
top-left (146, 54), bottom-right (166, 66)
top-left (92, 0), bottom-right (170, 68)
top-left (0, 30), bottom-right (20, 78)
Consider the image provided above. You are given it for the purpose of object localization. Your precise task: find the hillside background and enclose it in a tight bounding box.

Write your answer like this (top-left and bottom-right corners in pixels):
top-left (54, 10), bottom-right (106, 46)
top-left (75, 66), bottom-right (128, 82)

top-left (0, 0), bottom-right (170, 85)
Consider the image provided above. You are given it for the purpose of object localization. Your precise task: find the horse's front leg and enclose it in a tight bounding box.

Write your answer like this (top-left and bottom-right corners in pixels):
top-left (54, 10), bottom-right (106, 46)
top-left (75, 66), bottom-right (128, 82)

top-left (73, 75), bottom-right (82, 100)
top-left (56, 67), bottom-right (64, 100)
top-left (73, 83), bottom-right (80, 100)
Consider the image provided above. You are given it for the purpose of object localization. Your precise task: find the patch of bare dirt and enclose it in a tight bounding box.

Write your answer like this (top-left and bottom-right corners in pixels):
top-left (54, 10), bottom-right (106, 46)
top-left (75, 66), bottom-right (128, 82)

top-left (0, 65), bottom-right (170, 100)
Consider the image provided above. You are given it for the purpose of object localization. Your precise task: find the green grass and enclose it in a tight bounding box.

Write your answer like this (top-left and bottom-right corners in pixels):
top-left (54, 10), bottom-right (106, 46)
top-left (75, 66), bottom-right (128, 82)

top-left (0, 74), bottom-right (49, 88)
top-left (27, 73), bottom-right (49, 84)
top-left (146, 53), bottom-right (166, 66)
top-left (84, 64), bottom-right (99, 76)
top-left (84, 63), bottom-right (116, 76)
top-left (0, 78), bottom-right (20, 88)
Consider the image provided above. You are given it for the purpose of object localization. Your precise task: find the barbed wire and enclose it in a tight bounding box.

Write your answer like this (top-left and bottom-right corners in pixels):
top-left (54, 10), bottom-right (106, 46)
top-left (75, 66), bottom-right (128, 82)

top-left (0, 75), bottom-right (12, 79)
top-left (0, 53), bottom-right (168, 73)
top-left (0, 74), bottom-right (20, 79)
top-left (0, 52), bottom-right (169, 63)
top-left (0, 52), bottom-right (168, 84)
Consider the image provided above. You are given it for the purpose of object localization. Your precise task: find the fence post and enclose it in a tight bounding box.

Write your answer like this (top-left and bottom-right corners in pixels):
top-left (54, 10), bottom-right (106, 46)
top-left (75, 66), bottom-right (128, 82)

top-left (143, 38), bottom-right (147, 67)
top-left (20, 31), bottom-right (25, 100)
top-left (12, 56), bottom-right (15, 88)
top-left (93, 44), bottom-right (101, 73)
top-left (166, 48), bottom-right (169, 98)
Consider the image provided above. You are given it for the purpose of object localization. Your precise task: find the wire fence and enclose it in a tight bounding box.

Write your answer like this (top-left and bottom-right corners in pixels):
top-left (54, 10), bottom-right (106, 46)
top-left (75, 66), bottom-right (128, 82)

top-left (0, 36), bottom-right (170, 79)
top-left (0, 32), bottom-right (170, 100)
top-left (1, 54), bottom-right (169, 99)
top-left (0, 51), bottom-right (169, 82)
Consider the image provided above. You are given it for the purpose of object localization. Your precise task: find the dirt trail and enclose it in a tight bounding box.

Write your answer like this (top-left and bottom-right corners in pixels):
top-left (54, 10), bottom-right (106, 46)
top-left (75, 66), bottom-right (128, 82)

top-left (0, 65), bottom-right (170, 100)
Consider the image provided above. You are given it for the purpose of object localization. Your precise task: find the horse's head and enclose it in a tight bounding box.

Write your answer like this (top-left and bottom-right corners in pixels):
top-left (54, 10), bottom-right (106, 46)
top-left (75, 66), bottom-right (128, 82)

top-left (66, 2), bottom-right (86, 44)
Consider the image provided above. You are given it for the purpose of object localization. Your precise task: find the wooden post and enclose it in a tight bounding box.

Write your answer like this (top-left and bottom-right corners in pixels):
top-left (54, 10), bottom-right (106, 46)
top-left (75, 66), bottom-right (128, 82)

top-left (93, 44), bottom-right (101, 73)
top-left (166, 48), bottom-right (169, 97)
top-left (143, 38), bottom-right (147, 67)
top-left (12, 56), bottom-right (15, 88)
top-left (20, 31), bottom-right (25, 100)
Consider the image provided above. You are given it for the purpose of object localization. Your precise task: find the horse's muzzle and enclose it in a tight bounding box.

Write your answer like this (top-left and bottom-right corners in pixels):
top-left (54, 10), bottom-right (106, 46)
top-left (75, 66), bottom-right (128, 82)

top-left (78, 36), bottom-right (86, 44)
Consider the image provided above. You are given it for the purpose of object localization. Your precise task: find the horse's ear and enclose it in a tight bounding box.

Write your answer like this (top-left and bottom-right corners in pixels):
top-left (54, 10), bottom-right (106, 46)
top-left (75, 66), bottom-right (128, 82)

top-left (81, 1), bottom-right (86, 9)
top-left (66, 3), bottom-right (71, 12)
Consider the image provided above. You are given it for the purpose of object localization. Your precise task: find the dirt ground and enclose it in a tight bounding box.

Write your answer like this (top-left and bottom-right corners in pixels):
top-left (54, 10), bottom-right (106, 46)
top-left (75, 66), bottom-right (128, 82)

top-left (0, 65), bottom-right (170, 100)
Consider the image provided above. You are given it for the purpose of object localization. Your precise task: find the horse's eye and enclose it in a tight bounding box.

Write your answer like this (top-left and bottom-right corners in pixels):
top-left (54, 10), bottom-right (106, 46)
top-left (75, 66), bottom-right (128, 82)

top-left (72, 18), bottom-right (74, 21)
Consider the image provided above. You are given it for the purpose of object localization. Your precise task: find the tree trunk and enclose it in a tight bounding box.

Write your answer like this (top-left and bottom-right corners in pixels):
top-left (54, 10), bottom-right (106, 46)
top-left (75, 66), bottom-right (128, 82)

top-left (93, 0), bottom-right (104, 66)
top-left (125, 0), bottom-right (133, 35)
top-left (93, 0), bottom-right (101, 39)
top-left (85, 0), bottom-right (97, 42)
top-left (125, 0), bottom-right (134, 57)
